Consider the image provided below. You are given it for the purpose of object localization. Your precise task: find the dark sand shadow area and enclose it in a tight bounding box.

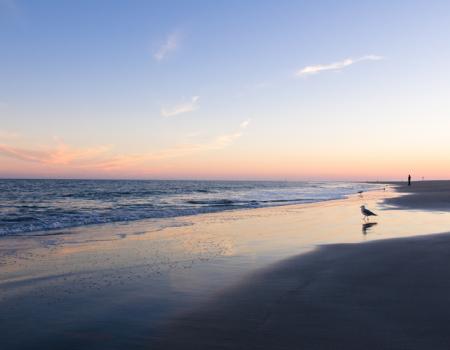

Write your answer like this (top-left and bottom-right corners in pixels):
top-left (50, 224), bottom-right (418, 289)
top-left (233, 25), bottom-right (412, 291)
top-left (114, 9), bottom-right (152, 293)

top-left (154, 232), bottom-right (450, 350)
top-left (385, 181), bottom-right (450, 211)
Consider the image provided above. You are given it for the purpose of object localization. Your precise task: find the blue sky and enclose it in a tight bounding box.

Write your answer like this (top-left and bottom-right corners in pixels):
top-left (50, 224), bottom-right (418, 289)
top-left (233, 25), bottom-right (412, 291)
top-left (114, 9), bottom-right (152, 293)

top-left (1, 1), bottom-right (450, 179)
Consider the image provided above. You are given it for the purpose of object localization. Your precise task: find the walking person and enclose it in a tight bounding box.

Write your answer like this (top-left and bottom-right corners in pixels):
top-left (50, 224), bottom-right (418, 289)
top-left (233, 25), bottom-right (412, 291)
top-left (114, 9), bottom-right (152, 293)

top-left (408, 174), bottom-right (411, 186)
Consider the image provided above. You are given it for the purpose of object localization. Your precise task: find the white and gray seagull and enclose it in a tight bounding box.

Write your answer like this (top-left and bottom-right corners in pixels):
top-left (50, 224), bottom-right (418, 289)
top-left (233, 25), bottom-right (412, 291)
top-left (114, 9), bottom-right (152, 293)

top-left (360, 205), bottom-right (377, 221)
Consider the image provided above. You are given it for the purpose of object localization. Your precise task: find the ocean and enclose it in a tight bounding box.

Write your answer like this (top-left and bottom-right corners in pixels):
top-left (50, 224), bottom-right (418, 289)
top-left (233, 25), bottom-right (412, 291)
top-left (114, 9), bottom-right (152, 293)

top-left (0, 179), bottom-right (381, 236)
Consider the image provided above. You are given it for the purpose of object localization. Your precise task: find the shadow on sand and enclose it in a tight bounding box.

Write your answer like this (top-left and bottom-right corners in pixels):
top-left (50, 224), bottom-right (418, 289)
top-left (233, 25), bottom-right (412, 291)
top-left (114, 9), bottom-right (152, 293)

top-left (152, 232), bottom-right (450, 350)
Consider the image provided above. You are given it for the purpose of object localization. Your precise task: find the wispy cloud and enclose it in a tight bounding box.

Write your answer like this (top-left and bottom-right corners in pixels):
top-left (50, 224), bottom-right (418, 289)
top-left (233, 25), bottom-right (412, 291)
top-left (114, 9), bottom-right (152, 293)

top-left (96, 120), bottom-right (251, 169)
top-left (296, 55), bottom-right (383, 77)
top-left (154, 32), bottom-right (180, 61)
top-left (203, 119), bottom-right (250, 151)
top-left (240, 120), bottom-right (250, 128)
top-left (0, 120), bottom-right (251, 170)
top-left (161, 96), bottom-right (199, 117)
top-left (0, 142), bottom-right (111, 165)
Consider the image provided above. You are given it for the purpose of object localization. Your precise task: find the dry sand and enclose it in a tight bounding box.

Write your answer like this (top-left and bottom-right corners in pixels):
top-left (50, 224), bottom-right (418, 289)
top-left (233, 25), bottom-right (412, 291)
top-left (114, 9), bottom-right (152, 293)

top-left (385, 180), bottom-right (450, 211)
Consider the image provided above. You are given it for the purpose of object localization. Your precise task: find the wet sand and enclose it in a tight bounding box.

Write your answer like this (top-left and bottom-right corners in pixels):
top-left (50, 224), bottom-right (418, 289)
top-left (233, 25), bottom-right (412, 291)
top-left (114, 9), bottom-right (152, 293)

top-left (154, 181), bottom-right (450, 349)
top-left (2, 183), bottom-right (450, 349)
top-left (155, 233), bottom-right (450, 349)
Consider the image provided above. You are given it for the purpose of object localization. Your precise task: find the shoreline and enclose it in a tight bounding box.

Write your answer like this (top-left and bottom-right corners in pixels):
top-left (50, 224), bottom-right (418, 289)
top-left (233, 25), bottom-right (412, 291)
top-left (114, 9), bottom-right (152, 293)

top-left (154, 181), bottom-right (450, 349)
top-left (2, 182), bottom-right (450, 349)
top-left (0, 181), bottom-right (384, 238)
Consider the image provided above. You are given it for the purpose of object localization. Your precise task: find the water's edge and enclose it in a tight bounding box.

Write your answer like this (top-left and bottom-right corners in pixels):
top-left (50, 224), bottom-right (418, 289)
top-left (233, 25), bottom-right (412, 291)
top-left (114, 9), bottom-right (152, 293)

top-left (0, 180), bottom-right (384, 236)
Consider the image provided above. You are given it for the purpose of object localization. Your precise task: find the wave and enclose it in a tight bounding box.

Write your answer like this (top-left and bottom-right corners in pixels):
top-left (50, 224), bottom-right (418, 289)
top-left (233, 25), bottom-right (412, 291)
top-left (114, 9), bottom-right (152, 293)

top-left (0, 180), bottom-right (384, 236)
top-left (0, 207), bottom-right (232, 236)
top-left (186, 199), bottom-right (236, 206)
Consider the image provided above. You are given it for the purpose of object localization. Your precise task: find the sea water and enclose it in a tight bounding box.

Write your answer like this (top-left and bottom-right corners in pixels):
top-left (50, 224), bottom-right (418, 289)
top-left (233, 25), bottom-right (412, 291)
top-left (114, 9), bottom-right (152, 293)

top-left (0, 179), bottom-right (381, 236)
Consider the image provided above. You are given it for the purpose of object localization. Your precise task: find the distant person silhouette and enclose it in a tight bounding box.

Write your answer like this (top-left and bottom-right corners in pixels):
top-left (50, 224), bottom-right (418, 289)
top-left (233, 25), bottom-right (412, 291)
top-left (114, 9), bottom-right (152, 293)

top-left (408, 174), bottom-right (411, 186)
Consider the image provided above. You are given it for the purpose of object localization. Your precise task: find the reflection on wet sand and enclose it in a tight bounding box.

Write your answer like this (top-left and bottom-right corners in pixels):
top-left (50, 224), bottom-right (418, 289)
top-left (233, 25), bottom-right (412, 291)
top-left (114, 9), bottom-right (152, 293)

top-left (362, 222), bottom-right (378, 235)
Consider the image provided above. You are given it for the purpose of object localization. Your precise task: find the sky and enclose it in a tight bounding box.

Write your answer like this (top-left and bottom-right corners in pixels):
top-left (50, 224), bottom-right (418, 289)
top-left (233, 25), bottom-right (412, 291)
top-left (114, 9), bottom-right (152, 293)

top-left (1, 0), bottom-right (450, 180)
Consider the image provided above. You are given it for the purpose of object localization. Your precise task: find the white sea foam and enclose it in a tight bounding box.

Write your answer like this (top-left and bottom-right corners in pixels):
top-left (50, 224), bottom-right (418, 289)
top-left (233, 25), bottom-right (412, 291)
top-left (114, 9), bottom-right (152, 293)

top-left (0, 180), bottom-right (383, 236)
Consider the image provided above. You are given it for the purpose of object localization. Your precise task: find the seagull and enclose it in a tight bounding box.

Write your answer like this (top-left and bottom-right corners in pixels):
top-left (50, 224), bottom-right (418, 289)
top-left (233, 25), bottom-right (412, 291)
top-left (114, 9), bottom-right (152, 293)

top-left (360, 205), bottom-right (377, 221)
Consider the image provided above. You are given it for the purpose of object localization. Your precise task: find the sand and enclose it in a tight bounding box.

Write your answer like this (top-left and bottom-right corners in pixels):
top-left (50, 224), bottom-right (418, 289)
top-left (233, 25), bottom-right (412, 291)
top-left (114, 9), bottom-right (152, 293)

top-left (153, 181), bottom-right (450, 349)
top-left (2, 182), bottom-right (450, 349)
top-left (155, 233), bottom-right (450, 349)
top-left (385, 180), bottom-right (450, 211)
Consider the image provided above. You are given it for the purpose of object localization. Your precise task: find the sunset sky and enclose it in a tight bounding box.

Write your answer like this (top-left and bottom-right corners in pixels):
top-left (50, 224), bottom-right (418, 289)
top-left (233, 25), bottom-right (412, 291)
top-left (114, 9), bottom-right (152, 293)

top-left (1, 1), bottom-right (450, 180)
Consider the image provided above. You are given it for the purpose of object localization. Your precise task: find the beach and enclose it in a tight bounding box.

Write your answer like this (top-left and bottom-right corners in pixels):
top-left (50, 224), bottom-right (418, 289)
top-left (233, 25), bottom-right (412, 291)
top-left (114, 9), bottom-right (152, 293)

top-left (156, 233), bottom-right (450, 350)
top-left (4, 2), bottom-right (449, 349)
top-left (2, 182), bottom-right (450, 349)
top-left (385, 180), bottom-right (450, 211)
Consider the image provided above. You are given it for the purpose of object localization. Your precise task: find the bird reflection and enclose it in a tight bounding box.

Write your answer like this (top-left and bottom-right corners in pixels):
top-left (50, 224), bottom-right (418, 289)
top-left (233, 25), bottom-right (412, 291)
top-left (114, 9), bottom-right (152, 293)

top-left (362, 222), bottom-right (378, 235)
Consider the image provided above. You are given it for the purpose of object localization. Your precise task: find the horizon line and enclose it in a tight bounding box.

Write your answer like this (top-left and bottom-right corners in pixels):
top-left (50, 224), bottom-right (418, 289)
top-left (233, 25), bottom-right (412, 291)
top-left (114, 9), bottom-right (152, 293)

top-left (0, 176), bottom-right (434, 182)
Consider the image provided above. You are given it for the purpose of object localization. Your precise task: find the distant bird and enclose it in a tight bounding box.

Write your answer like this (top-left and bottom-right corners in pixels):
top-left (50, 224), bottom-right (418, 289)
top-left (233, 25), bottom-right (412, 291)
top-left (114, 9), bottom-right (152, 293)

top-left (360, 205), bottom-right (377, 221)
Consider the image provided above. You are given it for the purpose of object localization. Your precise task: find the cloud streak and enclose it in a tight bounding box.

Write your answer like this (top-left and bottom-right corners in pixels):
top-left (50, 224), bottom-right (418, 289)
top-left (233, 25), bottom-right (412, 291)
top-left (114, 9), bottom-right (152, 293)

top-left (0, 142), bottom-right (111, 165)
top-left (0, 120), bottom-right (250, 170)
top-left (161, 96), bottom-right (199, 117)
top-left (154, 32), bottom-right (179, 61)
top-left (95, 119), bottom-right (250, 169)
top-left (296, 55), bottom-right (383, 77)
